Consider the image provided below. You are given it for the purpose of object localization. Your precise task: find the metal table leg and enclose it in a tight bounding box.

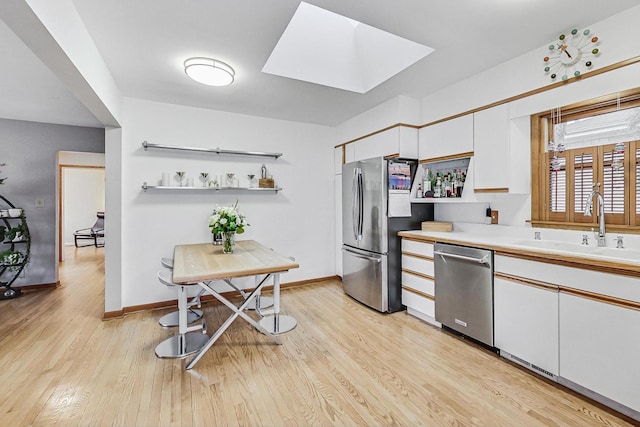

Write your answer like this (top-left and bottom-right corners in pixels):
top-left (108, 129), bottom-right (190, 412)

top-left (223, 278), bottom-right (273, 311)
top-left (186, 274), bottom-right (281, 370)
top-left (258, 273), bottom-right (297, 335)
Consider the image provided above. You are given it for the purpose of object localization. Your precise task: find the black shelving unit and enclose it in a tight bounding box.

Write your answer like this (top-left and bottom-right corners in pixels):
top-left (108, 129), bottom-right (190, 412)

top-left (0, 195), bottom-right (30, 299)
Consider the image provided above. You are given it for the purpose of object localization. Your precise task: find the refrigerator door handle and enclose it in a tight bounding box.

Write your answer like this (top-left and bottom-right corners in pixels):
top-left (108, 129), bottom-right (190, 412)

top-left (352, 167), bottom-right (360, 240)
top-left (357, 167), bottom-right (364, 239)
top-left (342, 247), bottom-right (382, 263)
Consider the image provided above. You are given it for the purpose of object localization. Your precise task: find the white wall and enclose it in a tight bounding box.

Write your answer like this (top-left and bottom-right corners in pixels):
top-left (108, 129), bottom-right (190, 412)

top-left (424, 6), bottom-right (640, 226)
top-left (115, 98), bottom-right (335, 307)
top-left (420, 5), bottom-right (640, 124)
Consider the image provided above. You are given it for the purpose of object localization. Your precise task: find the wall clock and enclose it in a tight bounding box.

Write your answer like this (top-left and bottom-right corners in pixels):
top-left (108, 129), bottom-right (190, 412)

top-left (543, 28), bottom-right (600, 81)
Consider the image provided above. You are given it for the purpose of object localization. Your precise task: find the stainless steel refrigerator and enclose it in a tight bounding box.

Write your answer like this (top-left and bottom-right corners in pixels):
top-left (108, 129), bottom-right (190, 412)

top-left (342, 157), bottom-right (434, 313)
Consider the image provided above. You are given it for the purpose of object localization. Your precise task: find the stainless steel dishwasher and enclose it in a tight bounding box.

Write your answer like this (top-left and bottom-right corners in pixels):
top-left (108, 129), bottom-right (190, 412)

top-left (434, 242), bottom-right (494, 347)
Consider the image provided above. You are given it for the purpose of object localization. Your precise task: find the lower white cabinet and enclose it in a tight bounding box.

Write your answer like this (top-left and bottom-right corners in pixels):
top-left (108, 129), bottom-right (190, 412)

top-left (559, 292), bottom-right (640, 415)
top-left (400, 238), bottom-right (439, 326)
top-left (494, 276), bottom-right (559, 376)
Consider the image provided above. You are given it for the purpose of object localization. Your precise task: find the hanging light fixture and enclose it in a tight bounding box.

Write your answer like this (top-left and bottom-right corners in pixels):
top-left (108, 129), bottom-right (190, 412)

top-left (184, 57), bottom-right (235, 86)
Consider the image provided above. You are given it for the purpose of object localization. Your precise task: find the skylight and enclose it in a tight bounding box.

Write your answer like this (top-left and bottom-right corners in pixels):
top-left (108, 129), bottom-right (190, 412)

top-left (262, 2), bottom-right (435, 93)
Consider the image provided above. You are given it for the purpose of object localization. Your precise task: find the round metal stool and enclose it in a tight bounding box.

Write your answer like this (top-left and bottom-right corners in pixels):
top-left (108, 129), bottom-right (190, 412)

top-left (155, 270), bottom-right (209, 359)
top-left (158, 257), bottom-right (204, 327)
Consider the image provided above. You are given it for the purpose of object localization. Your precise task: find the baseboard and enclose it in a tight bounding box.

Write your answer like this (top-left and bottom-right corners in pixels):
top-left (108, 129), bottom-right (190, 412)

top-left (103, 309), bottom-right (125, 320)
top-left (14, 281), bottom-right (60, 291)
top-left (102, 275), bottom-right (341, 320)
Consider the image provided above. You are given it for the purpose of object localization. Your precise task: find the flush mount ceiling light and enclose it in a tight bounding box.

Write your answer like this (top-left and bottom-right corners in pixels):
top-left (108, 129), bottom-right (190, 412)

top-left (184, 57), bottom-right (235, 86)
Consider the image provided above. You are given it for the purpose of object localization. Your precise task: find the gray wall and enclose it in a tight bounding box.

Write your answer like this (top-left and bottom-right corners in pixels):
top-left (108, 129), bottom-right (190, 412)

top-left (0, 118), bottom-right (104, 287)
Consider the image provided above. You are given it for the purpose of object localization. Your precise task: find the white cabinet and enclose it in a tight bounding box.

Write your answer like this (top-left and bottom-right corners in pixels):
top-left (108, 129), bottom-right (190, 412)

top-left (473, 105), bottom-right (529, 193)
top-left (334, 147), bottom-right (343, 175)
top-left (353, 126), bottom-right (418, 161)
top-left (345, 143), bottom-right (355, 164)
top-left (494, 276), bottom-right (559, 376)
top-left (559, 292), bottom-right (640, 415)
top-left (418, 114), bottom-right (473, 161)
top-left (495, 252), bottom-right (640, 420)
top-left (400, 238), bottom-right (440, 326)
top-left (334, 175), bottom-right (342, 277)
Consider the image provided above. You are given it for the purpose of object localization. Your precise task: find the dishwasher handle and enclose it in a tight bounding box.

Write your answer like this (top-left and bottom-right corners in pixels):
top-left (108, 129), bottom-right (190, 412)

top-left (434, 250), bottom-right (490, 265)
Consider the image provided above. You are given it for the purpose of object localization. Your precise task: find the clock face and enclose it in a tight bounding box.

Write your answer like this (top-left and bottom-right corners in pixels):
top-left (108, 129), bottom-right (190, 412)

top-left (543, 28), bottom-right (600, 81)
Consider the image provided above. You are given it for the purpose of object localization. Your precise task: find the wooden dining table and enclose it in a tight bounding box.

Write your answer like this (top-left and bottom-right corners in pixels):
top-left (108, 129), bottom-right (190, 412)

top-left (172, 239), bottom-right (299, 370)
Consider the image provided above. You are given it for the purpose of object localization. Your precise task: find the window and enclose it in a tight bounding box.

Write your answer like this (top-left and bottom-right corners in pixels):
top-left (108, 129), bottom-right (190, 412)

top-left (532, 89), bottom-right (640, 232)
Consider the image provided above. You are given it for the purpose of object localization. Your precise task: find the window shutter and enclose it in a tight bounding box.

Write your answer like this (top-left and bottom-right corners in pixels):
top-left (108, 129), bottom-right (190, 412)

top-left (636, 146), bottom-right (640, 215)
top-left (573, 152), bottom-right (593, 214)
top-left (549, 156), bottom-right (566, 213)
top-left (602, 148), bottom-right (625, 215)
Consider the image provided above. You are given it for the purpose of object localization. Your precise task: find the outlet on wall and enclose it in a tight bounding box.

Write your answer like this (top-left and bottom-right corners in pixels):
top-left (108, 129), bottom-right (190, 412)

top-left (491, 210), bottom-right (499, 224)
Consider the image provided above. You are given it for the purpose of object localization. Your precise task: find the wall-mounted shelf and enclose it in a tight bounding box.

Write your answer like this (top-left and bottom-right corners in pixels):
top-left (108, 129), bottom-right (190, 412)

top-left (141, 182), bottom-right (282, 193)
top-left (142, 141), bottom-right (283, 159)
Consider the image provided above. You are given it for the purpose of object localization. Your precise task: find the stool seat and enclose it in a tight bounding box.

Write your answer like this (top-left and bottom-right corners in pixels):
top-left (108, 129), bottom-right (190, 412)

top-left (161, 257), bottom-right (174, 270)
top-left (158, 309), bottom-right (203, 327)
top-left (158, 259), bottom-right (204, 328)
top-left (155, 269), bottom-right (208, 359)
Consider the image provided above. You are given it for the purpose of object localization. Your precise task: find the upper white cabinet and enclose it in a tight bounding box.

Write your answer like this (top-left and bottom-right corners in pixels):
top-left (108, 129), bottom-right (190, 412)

top-left (353, 126), bottom-right (418, 162)
top-left (418, 114), bottom-right (473, 161)
top-left (334, 147), bottom-right (343, 175)
top-left (473, 105), bottom-right (530, 193)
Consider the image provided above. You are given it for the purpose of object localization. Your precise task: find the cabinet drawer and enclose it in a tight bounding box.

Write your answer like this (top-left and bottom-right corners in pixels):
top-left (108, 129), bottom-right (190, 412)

top-left (402, 271), bottom-right (434, 296)
top-left (402, 288), bottom-right (435, 318)
top-left (401, 239), bottom-right (434, 257)
top-left (495, 254), bottom-right (640, 303)
top-left (401, 254), bottom-right (434, 277)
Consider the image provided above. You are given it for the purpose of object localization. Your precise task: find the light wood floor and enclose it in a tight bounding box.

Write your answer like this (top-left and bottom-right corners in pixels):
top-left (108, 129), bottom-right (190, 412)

top-left (0, 247), bottom-right (634, 426)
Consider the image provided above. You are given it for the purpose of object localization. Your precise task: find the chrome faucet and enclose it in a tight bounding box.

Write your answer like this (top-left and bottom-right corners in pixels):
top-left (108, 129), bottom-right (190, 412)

top-left (584, 183), bottom-right (606, 247)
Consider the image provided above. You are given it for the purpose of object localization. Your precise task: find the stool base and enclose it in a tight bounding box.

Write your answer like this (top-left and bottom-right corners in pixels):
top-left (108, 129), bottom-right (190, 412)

top-left (158, 309), bottom-right (203, 328)
top-left (155, 332), bottom-right (209, 359)
top-left (246, 296), bottom-right (273, 311)
top-left (258, 314), bottom-right (297, 335)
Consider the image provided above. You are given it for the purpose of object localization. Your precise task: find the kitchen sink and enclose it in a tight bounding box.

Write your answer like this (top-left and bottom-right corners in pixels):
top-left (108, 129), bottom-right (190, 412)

top-left (506, 239), bottom-right (640, 263)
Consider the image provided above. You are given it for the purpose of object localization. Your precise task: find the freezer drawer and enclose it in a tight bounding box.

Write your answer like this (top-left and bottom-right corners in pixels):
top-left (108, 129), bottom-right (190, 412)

top-left (342, 246), bottom-right (388, 312)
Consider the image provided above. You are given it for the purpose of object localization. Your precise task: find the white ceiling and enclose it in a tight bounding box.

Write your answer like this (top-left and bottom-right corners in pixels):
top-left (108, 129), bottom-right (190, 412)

top-left (1, 0), bottom-right (639, 129)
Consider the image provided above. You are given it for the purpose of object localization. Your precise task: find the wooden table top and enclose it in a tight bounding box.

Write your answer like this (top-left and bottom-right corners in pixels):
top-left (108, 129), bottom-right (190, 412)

top-left (172, 240), bottom-right (299, 284)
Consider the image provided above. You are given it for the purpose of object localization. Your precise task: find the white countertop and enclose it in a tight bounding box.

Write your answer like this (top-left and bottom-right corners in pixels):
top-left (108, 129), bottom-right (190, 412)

top-left (399, 223), bottom-right (640, 271)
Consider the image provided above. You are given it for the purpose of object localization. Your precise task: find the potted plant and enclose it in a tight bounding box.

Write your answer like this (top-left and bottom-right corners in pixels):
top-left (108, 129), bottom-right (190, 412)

top-left (208, 201), bottom-right (249, 254)
top-left (0, 249), bottom-right (25, 270)
top-left (5, 222), bottom-right (27, 242)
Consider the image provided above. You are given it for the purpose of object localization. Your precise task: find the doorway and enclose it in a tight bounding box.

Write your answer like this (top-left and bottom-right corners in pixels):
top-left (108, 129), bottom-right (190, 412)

top-left (58, 151), bottom-right (105, 262)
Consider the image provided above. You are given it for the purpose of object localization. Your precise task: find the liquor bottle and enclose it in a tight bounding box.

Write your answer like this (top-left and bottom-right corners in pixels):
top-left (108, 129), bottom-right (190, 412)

top-left (416, 183), bottom-right (423, 198)
top-left (444, 175), bottom-right (450, 198)
top-left (434, 175), bottom-right (442, 198)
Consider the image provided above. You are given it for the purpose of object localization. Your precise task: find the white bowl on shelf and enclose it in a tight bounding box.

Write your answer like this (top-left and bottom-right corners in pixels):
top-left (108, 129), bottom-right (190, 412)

top-left (8, 208), bottom-right (22, 218)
